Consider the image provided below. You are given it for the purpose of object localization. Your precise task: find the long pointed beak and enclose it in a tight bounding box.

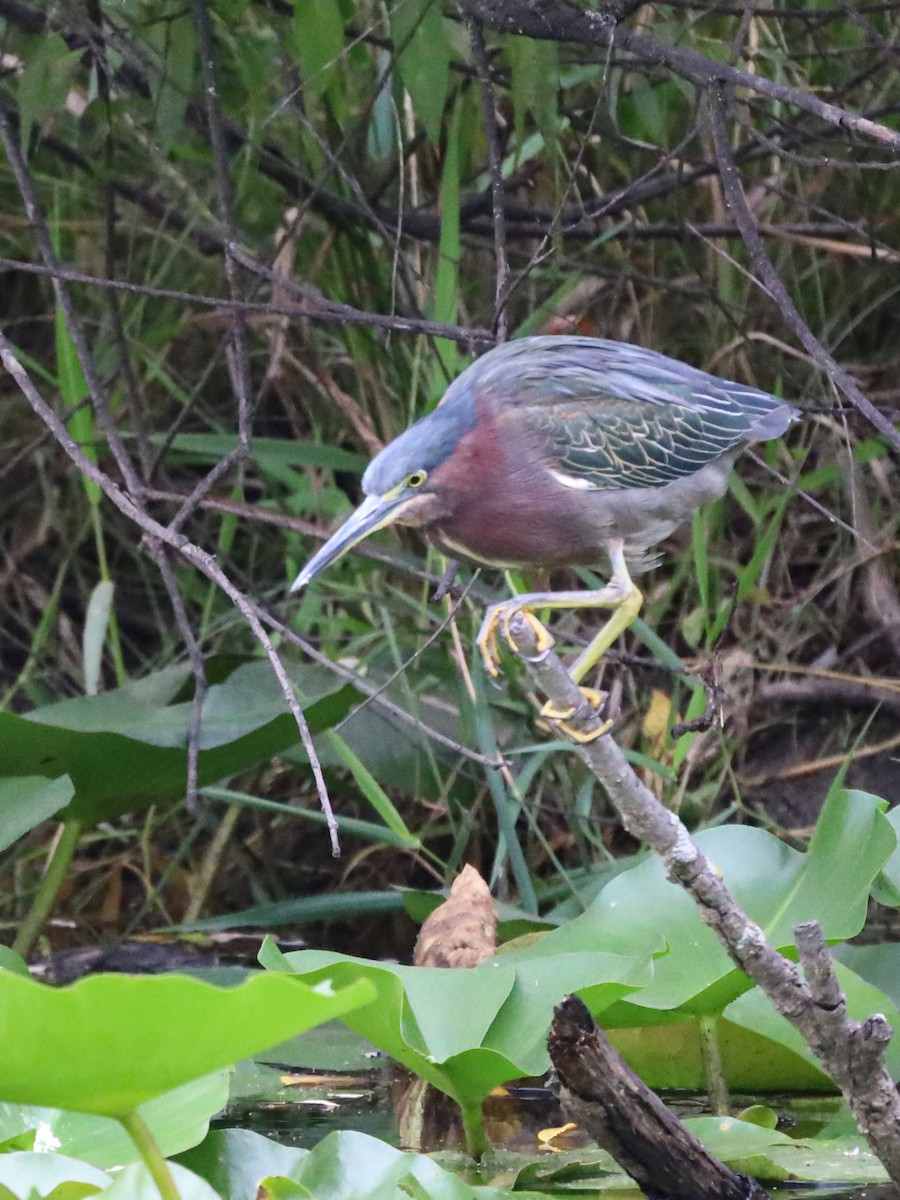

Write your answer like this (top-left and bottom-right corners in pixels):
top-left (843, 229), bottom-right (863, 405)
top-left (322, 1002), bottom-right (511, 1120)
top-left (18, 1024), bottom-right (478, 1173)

top-left (290, 493), bottom-right (410, 592)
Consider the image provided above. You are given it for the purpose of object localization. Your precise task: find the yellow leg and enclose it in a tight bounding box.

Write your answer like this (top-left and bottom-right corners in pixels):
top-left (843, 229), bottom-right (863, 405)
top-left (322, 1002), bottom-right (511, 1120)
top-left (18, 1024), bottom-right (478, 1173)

top-left (477, 542), bottom-right (644, 741)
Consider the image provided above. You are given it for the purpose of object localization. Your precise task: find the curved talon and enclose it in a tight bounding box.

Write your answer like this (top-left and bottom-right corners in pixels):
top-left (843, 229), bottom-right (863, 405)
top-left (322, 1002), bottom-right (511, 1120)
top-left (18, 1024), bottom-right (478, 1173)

top-left (502, 609), bottom-right (554, 658)
top-left (476, 607), bottom-right (504, 677)
top-left (478, 604), bottom-right (556, 677)
top-left (541, 687), bottom-right (613, 743)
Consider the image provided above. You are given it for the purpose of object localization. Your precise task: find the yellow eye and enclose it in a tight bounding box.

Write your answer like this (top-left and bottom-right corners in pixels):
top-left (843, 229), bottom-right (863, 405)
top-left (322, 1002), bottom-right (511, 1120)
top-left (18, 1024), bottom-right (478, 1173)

top-left (407, 470), bottom-right (427, 489)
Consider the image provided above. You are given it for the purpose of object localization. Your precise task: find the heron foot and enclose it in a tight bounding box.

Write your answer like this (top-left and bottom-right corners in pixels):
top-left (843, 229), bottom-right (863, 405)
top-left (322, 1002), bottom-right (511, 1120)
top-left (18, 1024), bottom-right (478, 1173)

top-left (477, 604), bottom-right (554, 677)
top-left (541, 687), bottom-right (613, 743)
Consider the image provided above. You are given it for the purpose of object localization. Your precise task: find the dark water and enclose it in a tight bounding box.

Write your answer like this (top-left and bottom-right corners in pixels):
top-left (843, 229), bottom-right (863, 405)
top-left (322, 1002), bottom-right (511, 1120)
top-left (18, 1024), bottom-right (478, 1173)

top-left (212, 1023), bottom-right (894, 1200)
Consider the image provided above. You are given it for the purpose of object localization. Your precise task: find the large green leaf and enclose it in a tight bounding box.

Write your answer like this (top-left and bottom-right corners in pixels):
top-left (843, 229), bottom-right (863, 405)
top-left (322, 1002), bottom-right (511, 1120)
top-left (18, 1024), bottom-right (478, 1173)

top-left (508, 36), bottom-right (559, 165)
top-left (389, 0), bottom-right (450, 146)
top-left (0, 776), bottom-right (74, 852)
top-left (552, 788), bottom-right (894, 1022)
top-left (0, 1072), bottom-right (229, 1168)
top-left (725, 960), bottom-right (900, 1079)
top-left (607, 1017), bottom-right (829, 1092)
top-left (0, 970), bottom-right (373, 1117)
top-left (0, 661), bottom-right (357, 824)
top-left (260, 934), bottom-right (652, 1114)
top-left (293, 0), bottom-right (344, 100)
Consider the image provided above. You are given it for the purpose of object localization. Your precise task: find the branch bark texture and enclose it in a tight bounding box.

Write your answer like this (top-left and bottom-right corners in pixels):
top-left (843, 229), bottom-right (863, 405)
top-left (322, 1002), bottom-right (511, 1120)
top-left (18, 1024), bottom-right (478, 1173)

top-left (549, 995), bottom-right (769, 1200)
top-left (506, 611), bottom-right (900, 1184)
top-left (455, 0), bottom-right (900, 150)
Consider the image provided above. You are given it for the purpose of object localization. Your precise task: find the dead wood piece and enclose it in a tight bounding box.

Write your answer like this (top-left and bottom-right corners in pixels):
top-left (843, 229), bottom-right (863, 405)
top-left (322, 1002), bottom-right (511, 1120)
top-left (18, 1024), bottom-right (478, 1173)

top-left (415, 864), bottom-right (498, 967)
top-left (549, 996), bottom-right (769, 1200)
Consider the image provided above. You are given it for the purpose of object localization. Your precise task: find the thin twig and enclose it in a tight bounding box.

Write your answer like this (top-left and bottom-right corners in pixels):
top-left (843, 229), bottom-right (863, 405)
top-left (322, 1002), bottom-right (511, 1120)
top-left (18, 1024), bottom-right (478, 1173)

top-left (0, 256), bottom-right (493, 346)
top-left (0, 333), bottom-right (342, 856)
top-left (707, 85), bottom-right (900, 456)
top-left (261, 608), bottom-right (505, 769)
top-left (467, 19), bottom-right (509, 342)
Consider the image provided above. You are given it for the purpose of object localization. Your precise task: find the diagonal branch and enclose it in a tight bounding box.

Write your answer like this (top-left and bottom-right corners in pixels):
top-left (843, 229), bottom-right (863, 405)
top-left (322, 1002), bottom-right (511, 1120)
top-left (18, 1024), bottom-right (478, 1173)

top-left (504, 611), bottom-right (900, 1183)
top-left (455, 0), bottom-right (900, 151)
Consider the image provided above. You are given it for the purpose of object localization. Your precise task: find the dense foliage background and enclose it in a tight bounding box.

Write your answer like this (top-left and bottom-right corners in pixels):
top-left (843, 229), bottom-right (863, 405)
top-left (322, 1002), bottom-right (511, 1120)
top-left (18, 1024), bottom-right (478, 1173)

top-left (0, 0), bottom-right (898, 960)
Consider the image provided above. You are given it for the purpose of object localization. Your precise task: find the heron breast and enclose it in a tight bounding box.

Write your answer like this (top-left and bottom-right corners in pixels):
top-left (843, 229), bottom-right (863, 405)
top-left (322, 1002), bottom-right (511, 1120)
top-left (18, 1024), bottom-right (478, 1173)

top-left (426, 412), bottom-right (608, 567)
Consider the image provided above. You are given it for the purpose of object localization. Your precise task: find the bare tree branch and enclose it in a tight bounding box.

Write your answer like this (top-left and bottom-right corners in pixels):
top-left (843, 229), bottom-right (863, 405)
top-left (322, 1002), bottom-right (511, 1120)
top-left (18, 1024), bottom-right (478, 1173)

top-left (504, 611), bottom-right (900, 1183)
top-left (454, 0), bottom-right (900, 150)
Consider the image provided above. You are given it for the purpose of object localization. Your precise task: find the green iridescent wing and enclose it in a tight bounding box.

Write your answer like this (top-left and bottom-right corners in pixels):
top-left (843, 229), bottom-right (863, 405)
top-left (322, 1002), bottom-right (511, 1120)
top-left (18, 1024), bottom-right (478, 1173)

top-left (471, 338), bottom-right (793, 492)
top-left (517, 395), bottom-right (757, 490)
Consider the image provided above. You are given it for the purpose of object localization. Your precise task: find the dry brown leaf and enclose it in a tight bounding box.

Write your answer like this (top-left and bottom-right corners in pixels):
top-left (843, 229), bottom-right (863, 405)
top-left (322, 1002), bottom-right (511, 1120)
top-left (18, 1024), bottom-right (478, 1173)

top-left (414, 864), bottom-right (497, 968)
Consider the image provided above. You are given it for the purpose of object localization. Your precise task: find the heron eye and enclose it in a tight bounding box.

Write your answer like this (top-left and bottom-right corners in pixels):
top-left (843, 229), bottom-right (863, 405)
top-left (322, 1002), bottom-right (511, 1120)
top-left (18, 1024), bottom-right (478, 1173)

top-left (407, 470), bottom-right (427, 489)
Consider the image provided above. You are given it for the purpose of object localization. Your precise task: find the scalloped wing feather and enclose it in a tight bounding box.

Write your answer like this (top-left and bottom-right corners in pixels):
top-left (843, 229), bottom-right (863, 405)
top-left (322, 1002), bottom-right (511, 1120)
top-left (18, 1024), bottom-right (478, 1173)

top-left (467, 337), bottom-right (797, 492)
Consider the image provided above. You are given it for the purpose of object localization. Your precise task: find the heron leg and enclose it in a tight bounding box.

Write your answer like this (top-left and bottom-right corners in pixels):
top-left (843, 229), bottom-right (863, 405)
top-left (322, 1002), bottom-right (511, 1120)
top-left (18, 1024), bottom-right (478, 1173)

top-left (568, 546), bottom-right (643, 684)
top-left (477, 542), bottom-right (643, 741)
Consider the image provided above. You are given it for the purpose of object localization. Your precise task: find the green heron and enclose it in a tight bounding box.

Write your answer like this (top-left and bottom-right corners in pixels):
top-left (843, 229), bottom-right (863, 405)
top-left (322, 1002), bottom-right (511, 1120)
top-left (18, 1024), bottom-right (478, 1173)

top-left (291, 336), bottom-right (798, 740)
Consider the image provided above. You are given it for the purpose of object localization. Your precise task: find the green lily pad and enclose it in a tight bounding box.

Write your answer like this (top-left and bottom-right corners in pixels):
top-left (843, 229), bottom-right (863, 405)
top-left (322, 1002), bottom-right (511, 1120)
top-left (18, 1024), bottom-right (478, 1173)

top-left (260, 935), bottom-right (652, 1116)
top-left (0, 1071), bottom-right (229, 1167)
top-left (256, 1129), bottom-right (513, 1200)
top-left (0, 660), bottom-right (357, 824)
top-left (188, 1128), bottom-right (530, 1200)
top-left (0, 970), bottom-right (374, 1117)
top-left (556, 787), bottom-right (894, 1022)
top-left (175, 1128), bottom-right (307, 1200)
top-left (510, 1119), bottom-right (889, 1190)
top-left (684, 1116), bottom-right (888, 1184)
